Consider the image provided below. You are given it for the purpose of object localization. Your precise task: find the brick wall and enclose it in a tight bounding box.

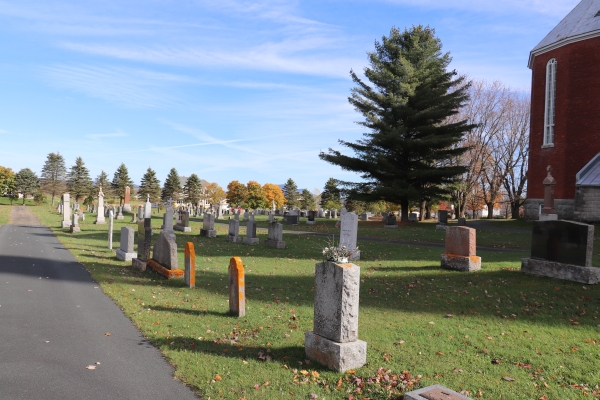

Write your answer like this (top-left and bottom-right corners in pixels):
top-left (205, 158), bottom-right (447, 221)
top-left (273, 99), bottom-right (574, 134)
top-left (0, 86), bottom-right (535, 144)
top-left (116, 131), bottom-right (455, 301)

top-left (528, 36), bottom-right (600, 202)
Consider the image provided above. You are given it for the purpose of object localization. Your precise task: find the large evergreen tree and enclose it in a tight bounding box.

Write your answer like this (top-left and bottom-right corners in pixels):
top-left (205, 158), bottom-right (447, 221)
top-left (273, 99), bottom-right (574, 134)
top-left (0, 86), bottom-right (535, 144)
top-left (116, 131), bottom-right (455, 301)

top-left (319, 25), bottom-right (474, 221)
top-left (66, 157), bottom-right (92, 202)
top-left (246, 180), bottom-right (266, 210)
top-left (95, 170), bottom-right (112, 198)
top-left (299, 188), bottom-right (316, 210)
top-left (183, 174), bottom-right (203, 205)
top-left (282, 178), bottom-right (300, 209)
top-left (40, 152), bottom-right (66, 206)
top-left (15, 168), bottom-right (40, 204)
top-left (138, 167), bottom-right (162, 203)
top-left (162, 168), bottom-right (181, 202)
top-left (111, 163), bottom-right (134, 206)
top-left (320, 178), bottom-right (342, 209)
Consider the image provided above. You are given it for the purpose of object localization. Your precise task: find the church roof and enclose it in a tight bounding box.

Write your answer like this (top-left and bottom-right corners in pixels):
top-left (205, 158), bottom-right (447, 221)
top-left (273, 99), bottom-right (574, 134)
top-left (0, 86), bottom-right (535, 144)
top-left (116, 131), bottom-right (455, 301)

top-left (576, 153), bottom-right (600, 185)
top-left (529, 0), bottom-right (600, 67)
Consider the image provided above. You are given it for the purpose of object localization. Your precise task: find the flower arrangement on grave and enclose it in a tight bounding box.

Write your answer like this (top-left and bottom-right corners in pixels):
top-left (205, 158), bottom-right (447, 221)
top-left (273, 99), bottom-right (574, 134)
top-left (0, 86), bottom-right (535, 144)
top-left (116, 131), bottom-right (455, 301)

top-left (322, 236), bottom-right (358, 263)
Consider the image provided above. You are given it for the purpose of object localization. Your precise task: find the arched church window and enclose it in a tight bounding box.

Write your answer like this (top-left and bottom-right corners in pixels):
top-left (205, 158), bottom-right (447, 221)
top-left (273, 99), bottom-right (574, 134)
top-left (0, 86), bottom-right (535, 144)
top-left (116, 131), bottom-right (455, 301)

top-left (543, 58), bottom-right (557, 146)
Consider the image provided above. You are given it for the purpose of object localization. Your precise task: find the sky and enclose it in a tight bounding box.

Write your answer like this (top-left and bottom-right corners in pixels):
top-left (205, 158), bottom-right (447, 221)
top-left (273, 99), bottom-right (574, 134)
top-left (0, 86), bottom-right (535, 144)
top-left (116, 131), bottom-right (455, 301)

top-left (0, 0), bottom-right (581, 191)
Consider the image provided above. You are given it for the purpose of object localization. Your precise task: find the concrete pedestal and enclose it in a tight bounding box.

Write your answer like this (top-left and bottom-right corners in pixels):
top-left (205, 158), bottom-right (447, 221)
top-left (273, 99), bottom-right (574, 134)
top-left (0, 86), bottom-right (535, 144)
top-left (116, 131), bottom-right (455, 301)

top-left (200, 229), bottom-right (216, 238)
top-left (264, 239), bottom-right (286, 249)
top-left (405, 384), bottom-right (472, 400)
top-left (123, 204), bottom-right (132, 212)
top-left (174, 225), bottom-right (192, 232)
top-left (226, 234), bottom-right (241, 243)
top-left (539, 213), bottom-right (558, 221)
top-left (61, 221), bottom-right (70, 228)
top-left (116, 249), bottom-right (137, 261)
top-left (132, 258), bottom-right (147, 271)
top-left (521, 257), bottom-right (600, 284)
top-left (70, 226), bottom-right (80, 233)
top-left (304, 332), bottom-right (366, 372)
top-left (441, 253), bottom-right (481, 272)
top-left (243, 237), bottom-right (259, 245)
top-left (306, 221), bottom-right (315, 225)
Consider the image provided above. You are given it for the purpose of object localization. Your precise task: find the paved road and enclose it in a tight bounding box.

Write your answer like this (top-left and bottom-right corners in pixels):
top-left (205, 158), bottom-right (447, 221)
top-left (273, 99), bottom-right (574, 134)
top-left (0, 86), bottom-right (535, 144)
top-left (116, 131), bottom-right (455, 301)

top-left (0, 207), bottom-right (199, 400)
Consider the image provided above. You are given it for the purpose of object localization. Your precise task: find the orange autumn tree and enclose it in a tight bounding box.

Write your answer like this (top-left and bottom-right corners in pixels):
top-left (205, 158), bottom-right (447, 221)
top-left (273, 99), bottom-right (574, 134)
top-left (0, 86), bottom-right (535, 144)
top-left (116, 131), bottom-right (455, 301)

top-left (262, 183), bottom-right (285, 209)
top-left (226, 180), bottom-right (248, 208)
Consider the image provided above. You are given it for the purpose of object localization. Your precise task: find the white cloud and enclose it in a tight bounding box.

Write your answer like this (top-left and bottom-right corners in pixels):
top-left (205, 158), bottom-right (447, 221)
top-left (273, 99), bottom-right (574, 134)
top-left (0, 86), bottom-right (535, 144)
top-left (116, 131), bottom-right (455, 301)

top-left (38, 64), bottom-right (191, 108)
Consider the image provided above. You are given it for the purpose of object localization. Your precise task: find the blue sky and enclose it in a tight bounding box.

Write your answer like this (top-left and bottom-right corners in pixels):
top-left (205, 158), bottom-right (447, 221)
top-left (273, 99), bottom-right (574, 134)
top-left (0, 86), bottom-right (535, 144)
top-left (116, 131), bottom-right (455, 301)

top-left (0, 0), bottom-right (580, 192)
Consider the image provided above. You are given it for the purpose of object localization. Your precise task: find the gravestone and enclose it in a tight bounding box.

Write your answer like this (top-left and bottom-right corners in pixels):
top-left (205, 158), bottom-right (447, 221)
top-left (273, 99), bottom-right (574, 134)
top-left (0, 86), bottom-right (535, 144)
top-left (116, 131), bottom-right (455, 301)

top-left (228, 256), bottom-right (245, 317)
top-left (441, 226), bottom-right (481, 272)
top-left (132, 217), bottom-right (153, 271)
top-left (243, 209), bottom-right (249, 221)
top-left (436, 210), bottom-right (448, 230)
top-left (184, 242), bottom-right (195, 288)
top-left (339, 211), bottom-right (360, 260)
top-left (174, 210), bottom-right (191, 232)
top-left (360, 213), bottom-right (368, 221)
top-left (123, 186), bottom-right (132, 212)
top-left (405, 384), bottom-right (473, 400)
top-left (521, 220), bottom-right (600, 284)
top-left (286, 214), bottom-right (299, 225)
top-left (116, 205), bottom-right (124, 220)
top-left (108, 209), bottom-right (114, 250)
top-left (318, 208), bottom-right (324, 218)
top-left (70, 213), bottom-right (80, 233)
top-left (307, 210), bottom-right (316, 225)
top-left (268, 212), bottom-right (274, 223)
top-left (79, 210), bottom-right (85, 221)
top-left (305, 261), bottom-right (366, 372)
top-left (457, 217), bottom-right (467, 226)
top-left (408, 212), bottom-right (418, 222)
top-left (227, 215), bottom-right (241, 242)
top-left (265, 222), bottom-right (285, 249)
top-left (61, 193), bottom-right (71, 228)
top-left (144, 195), bottom-right (152, 219)
top-left (131, 212), bottom-right (137, 223)
top-left (325, 211), bottom-right (331, 219)
top-left (384, 214), bottom-right (397, 229)
top-left (162, 204), bottom-right (174, 232)
top-left (300, 211), bottom-right (306, 217)
top-left (331, 209), bottom-right (337, 218)
top-left (217, 204), bottom-right (223, 219)
top-left (200, 213), bottom-right (216, 237)
top-left (116, 226), bottom-right (137, 261)
top-left (152, 230), bottom-right (178, 270)
top-left (243, 215), bottom-right (259, 245)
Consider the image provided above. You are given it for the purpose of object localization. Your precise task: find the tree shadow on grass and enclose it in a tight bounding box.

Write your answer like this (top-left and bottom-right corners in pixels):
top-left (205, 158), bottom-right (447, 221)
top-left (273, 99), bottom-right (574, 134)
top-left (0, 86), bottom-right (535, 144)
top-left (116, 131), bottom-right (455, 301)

top-left (148, 305), bottom-right (231, 317)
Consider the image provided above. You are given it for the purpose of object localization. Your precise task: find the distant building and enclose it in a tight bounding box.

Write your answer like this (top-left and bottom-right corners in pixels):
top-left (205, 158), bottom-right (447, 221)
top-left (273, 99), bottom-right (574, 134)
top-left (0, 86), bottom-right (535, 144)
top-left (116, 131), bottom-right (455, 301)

top-left (524, 0), bottom-right (600, 221)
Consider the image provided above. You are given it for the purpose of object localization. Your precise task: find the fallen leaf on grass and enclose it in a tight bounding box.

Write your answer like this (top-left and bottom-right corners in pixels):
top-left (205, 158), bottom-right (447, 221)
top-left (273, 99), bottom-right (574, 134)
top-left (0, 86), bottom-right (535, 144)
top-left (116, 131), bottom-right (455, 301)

top-left (85, 365), bottom-right (96, 370)
top-left (436, 351), bottom-right (444, 356)
top-left (503, 377), bottom-right (515, 381)
top-left (105, 333), bottom-right (111, 336)
top-left (253, 384), bottom-right (260, 390)
top-left (445, 314), bottom-right (453, 318)
top-left (213, 374), bottom-right (222, 381)
top-left (309, 394), bottom-right (318, 399)
top-left (394, 340), bottom-right (405, 345)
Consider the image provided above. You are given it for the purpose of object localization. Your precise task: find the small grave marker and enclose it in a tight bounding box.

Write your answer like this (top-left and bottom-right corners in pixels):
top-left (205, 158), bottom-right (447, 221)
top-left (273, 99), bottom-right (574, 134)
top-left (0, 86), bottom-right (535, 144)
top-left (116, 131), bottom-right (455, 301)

top-left (228, 256), bottom-right (245, 317)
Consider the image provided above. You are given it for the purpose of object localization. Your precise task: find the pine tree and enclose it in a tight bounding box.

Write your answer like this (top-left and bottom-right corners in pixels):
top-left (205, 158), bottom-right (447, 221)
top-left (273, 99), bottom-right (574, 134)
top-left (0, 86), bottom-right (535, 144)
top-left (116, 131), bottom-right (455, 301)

top-left (246, 180), bottom-right (266, 210)
top-left (299, 189), bottom-right (316, 210)
top-left (40, 152), bottom-right (66, 206)
top-left (15, 168), bottom-right (40, 204)
top-left (66, 157), bottom-right (92, 202)
top-left (95, 170), bottom-right (112, 198)
top-left (282, 178), bottom-right (300, 209)
top-left (111, 163), bottom-right (134, 206)
top-left (320, 178), bottom-right (342, 209)
top-left (139, 168), bottom-right (162, 203)
top-left (226, 180), bottom-right (248, 208)
top-left (162, 168), bottom-right (181, 202)
top-left (319, 25), bottom-right (474, 221)
top-left (183, 174), bottom-right (203, 205)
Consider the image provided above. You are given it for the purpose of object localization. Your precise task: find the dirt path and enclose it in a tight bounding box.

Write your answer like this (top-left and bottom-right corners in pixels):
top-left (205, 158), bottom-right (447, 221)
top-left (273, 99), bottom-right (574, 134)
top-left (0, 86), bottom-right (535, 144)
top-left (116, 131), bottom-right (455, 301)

top-left (9, 206), bottom-right (42, 226)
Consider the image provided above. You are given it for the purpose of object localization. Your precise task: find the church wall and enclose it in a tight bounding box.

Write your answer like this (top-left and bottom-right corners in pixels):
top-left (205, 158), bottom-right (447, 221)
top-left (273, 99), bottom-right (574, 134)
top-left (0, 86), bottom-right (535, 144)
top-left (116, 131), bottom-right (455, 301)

top-left (528, 36), bottom-right (600, 202)
top-left (523, 198), bottom-right (574, 220)
top-left (574, 186), bottom-right (600, 222)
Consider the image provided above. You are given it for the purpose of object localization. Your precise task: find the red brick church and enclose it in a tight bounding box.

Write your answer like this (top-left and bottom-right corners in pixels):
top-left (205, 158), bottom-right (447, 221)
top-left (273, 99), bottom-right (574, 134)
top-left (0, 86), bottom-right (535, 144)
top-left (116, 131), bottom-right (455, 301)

top-left (525, 0), bottom-right (600, 221)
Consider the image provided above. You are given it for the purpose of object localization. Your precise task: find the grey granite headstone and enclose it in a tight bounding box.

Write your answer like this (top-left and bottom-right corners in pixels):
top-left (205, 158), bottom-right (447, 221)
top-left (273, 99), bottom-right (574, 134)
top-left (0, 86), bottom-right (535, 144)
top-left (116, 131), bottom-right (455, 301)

top-left (108, 209), bottom-right (114, 249)
top-left (305, 261), bottom-right (366, 372)
top-left (243, 217), bottom-right (259, 245)
top-left (174, 210), bottom-right (191, 232)
top-left (70, 213), bottom-right (80, 233)
top-left (61, 193), bottom-right (71, 228)
top-left (200, 213), bottom-right (216, 238)
top-left (339, 212), bottom-right (360, 260)
top-left (408, 212), bottom-right (418, 222)
top-left (116, 226), bottom-right (137, 261)
top-left (227, 218), bottom-right (240, 242)
top-left (438, 210), bottom-right (448, 224)
top-left (531, 220), bottom-right (593, 266)
top-left (264, 222), bottom-right (285, 248)
top-left (152, 230), bottom-right (178, 270)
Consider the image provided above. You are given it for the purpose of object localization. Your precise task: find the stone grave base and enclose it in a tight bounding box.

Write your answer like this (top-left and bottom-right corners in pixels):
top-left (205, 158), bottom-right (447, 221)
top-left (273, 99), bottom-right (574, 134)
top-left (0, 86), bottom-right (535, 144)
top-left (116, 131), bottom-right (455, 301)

top-left (384, 224), bottom-right (397, 229)
top-left (123, 204), bottom-right (132, 212)
top-left (264, 239), bottom-right (286, 249)
top-left (70, 226), bottom-right (80, 233)
top-left (116, 215), bottom-right (124, 220)
top-left (405, 384), bottom-right (472, 400)
top-left (174, 225), bottom-right (192, 232)
top-left (436, 224), bottom-right (448, 230)
top-left (306, 221), bottom-right (315, 225)
top-left (61, 221), bottom-right (70, 228)
top-left (243, 237), bottom-right (259, 245)
top-left (304, 332), bottom-right (366, 372)
top-left (132, 258), bottom-right (147, 271)
top-left (116, 249), bottom-right (137, 262)
top-left (521, 258), bottom-right (600, 284)
top-left (226, 234), bottom-right (241, 243)
top-left (441, 253), bottom-right (481, 272)
top-left (539, 213), bottom-right (558, 221)
top-left (146, 259), bottom-right (184, 279)
top-left (348, 250), bottom-right (361, 261)
top-left (200, 229), bottom-right (217, 238)
top-left (94, 220), bottom-right (106, 225)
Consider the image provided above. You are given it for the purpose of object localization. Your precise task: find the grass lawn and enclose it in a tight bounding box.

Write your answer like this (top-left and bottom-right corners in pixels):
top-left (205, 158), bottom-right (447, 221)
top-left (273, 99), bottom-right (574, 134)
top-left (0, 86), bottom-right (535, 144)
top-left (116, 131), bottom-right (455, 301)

top-left (29, 203), bottom-right (600, 399)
